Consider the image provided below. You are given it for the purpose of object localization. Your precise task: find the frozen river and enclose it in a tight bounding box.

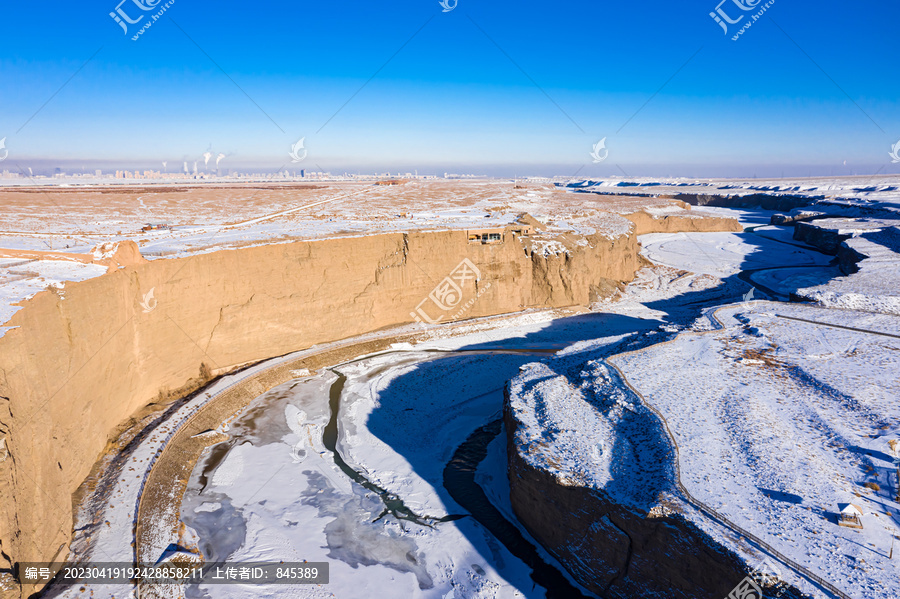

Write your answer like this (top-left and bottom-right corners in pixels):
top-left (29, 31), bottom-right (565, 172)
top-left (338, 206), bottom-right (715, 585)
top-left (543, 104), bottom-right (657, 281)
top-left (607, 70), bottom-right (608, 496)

top-left (56, 204), bottom-right (872, 599)
top-left (179, 340), bottom-right (605, 598)
top-left (173, 212), bottom-right (847, 599)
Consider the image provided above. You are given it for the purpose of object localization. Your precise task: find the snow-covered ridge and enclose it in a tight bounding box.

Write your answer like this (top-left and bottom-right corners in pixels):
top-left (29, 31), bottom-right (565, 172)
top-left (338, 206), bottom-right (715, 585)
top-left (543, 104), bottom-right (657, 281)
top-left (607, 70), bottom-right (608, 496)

top-left (559, 175), bottom-right (900, 200)
top-left (507, 359), bottom-right (674, 509)
top-left (797, 224), bottom-right (900, 315)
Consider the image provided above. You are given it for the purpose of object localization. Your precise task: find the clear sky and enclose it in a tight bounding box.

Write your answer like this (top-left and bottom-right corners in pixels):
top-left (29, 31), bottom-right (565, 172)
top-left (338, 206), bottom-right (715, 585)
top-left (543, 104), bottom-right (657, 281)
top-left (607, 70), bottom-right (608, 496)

top-left (2, 0), bottom-right (898, 177)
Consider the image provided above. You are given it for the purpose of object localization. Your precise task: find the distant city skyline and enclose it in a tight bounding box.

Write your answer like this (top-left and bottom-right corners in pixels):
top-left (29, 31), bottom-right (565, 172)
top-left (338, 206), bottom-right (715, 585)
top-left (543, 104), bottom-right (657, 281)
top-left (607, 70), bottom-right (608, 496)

top-left (1, 1), bottom-right (898, 178)
top-left (4, 160), bottom-right (899, 181)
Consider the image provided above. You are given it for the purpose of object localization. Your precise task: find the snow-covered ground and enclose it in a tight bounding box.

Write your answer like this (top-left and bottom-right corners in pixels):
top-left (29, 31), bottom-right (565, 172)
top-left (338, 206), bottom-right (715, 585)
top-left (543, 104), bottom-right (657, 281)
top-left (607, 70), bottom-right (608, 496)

top-left (0, 257), bottom-right (105, 335)
top-left (31, 183), bottom-right (900, 598)
top-left (611, 303), bottom-right (900, 599)
top-left (639, 230), bottom-right (833, 278)
top-left (57, 316), bottom-right (557, 599)
top-left (797, 224), bottom-right (900, 315)
top-left (562, 175), bottom-right (900, 211)
top-left (507, 213), bottom-right (900, 599)
top-left (166, 221), bottom-right (805, 599)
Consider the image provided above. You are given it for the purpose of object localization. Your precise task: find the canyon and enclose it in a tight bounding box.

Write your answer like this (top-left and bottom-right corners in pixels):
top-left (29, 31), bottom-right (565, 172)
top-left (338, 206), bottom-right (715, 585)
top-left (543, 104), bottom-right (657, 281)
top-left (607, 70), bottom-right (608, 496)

top-left (0, 209), bottom-right (739, 597)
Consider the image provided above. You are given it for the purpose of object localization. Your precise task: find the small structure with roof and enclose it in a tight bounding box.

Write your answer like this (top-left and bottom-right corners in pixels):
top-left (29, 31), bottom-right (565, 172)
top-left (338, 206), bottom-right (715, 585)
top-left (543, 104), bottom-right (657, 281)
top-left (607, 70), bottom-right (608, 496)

top-left (467, 228), bottom-right (504, 244)
top-left (466, 223), bottom-right (532, 245)
top-left (838, 503), bottom-right (864, 529)
top-left (142, 222), bottom-right (171, 232)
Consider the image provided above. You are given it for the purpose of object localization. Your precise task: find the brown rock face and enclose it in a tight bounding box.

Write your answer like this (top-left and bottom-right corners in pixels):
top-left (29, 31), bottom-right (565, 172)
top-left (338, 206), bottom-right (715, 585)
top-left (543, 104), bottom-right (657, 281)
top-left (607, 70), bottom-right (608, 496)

top-left (622, 211), bottom-right (744, 235)
top-left (793, 220), bottom-right (853, 254)
top-left (99, 240), bottom-right (148, 272)
top-left (0, 226), bottom-right (642, 584)
top-left (505, 412), bottom-right (744, 598)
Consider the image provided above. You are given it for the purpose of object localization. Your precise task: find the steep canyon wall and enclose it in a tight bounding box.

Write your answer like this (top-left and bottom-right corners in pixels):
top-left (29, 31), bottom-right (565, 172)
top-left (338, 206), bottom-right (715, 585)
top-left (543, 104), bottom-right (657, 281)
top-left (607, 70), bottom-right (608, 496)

top-left (0, 226), bottom-right (644, 577)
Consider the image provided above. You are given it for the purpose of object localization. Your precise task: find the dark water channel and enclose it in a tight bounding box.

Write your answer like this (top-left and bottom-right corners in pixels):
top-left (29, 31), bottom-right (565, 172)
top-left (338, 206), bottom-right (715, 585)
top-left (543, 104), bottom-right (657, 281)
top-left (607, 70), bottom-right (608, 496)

top-left (444, 419), bottom-right (590, 598)
top-left (322, 369), bottom-right (466, 528)
top-left (322, 349), bottom-right (590, 597)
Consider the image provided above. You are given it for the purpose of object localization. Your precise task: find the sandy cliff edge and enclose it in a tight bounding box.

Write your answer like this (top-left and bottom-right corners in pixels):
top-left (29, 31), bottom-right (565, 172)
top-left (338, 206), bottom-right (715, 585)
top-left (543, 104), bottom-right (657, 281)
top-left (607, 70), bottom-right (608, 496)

top-left (0, 214), bottom-right (740, 595)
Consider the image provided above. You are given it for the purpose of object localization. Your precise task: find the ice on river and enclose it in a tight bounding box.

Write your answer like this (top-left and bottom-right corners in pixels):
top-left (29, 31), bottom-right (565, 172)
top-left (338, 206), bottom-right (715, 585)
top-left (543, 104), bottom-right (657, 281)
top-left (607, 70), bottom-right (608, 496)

top-left (176, 316), bottom-right (607, 599)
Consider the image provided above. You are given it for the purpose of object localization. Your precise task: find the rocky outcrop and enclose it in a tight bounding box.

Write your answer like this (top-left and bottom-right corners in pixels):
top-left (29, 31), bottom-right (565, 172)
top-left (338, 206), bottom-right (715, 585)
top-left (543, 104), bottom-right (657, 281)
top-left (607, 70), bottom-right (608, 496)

top-left (793, 218), bottom-right (892, 256)
top-left (505, 434), bottom-right (739, 597)
top-left (793, 219), bottom-right (859, 254)
top-left (770, 210), bottom-right (827, 225)
top-left (92, 240), bottom-right (148, 272)
top-left (504, 391), bottom-right (807, 599)
top-left (671, 192), bottom-right (820, 211)
top-left (623, 211), bottom-right (743, 235)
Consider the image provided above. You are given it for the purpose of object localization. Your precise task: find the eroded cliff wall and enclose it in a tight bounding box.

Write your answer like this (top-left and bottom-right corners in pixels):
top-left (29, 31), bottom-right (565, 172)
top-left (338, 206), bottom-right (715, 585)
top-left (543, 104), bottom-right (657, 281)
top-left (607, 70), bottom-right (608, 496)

top-left (503, 402), bottom-right (806, 599)
top-left (0, 227), bottom-right (642, 575)
top-left (622, 212), bottom-right (744, 236)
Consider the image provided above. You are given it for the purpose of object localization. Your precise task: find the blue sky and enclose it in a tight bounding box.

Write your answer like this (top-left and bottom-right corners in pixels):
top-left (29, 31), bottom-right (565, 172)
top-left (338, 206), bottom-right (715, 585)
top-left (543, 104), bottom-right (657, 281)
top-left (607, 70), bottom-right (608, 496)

top-left (1, 0), bottom-right (898, 177)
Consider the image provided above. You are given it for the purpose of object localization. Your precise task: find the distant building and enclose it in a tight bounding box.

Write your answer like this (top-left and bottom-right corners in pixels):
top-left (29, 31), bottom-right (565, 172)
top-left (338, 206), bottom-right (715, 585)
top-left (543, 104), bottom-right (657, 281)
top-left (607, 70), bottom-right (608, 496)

top-left (466, 225), bottom-right (532, 244)
top-left (838, 503), bottom-right (863, 529)
top-left (142, 223), bottom-right (171, 232)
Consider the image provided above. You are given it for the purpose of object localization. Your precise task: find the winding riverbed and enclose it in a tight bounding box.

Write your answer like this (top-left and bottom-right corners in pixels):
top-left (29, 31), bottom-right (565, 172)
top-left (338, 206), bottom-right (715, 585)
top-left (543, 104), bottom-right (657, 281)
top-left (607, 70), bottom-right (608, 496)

top-left (171, 216), bottom-right (840, 599)
top-left (179, 343), bottom-right (599, 598)
top-left (49, 207), bottom-right (846, 599)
